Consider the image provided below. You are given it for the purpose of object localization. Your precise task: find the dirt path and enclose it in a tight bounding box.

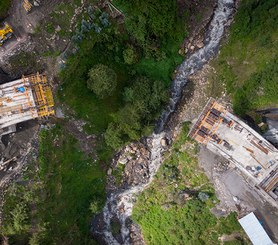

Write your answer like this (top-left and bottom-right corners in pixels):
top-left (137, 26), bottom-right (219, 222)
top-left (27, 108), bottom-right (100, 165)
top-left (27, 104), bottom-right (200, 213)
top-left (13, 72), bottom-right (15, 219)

top-left (0, 0), bottom-right (66, 64)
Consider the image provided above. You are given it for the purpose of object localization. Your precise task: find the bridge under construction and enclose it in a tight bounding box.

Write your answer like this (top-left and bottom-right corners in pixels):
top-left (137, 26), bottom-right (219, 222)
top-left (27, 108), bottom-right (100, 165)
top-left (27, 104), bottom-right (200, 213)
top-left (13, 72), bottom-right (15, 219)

top-left (0, 73), bottom-right (55, 136)
top-left (189, 98), bottom-right (278, 204)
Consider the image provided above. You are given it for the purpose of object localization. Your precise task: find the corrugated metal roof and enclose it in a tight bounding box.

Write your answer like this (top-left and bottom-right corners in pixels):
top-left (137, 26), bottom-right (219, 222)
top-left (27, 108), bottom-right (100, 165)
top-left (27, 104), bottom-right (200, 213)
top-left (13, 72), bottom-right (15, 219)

top-left (239, 212), bottom-right (274, 245)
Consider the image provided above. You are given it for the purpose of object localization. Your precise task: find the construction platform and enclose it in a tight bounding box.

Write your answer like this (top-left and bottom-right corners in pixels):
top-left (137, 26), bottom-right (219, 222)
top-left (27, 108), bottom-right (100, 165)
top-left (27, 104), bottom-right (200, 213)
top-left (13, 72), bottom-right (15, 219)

top-left (189, 98), bottom-right (278, 202)
top-left (0, 73), bottom-right (55, 136)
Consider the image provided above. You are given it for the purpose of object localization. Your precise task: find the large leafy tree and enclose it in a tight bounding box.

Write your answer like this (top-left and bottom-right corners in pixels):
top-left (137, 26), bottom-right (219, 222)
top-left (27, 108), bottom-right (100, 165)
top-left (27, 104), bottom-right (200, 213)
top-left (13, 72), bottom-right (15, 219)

top-left (105, 76), bottom-right (168, 149)
top-left (123, 0), bottom-right (176, 46)
top-left (87, 64), bottom-right (117, 98)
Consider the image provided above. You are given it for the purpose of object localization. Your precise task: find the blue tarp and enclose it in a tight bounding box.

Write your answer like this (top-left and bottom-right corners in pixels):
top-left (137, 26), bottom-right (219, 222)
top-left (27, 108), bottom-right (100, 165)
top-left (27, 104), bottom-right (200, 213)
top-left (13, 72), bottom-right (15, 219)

top-left (17, 87), bottom-right (25, 93)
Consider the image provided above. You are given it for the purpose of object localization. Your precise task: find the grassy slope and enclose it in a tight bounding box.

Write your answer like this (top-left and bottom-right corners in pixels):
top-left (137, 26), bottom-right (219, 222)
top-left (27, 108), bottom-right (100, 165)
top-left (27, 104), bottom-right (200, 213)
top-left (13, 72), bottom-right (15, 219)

top-left (0, 0), bottom-right (11, 20)
top-left (1, 125), bottom-right (106, 244)
top-left (212, 0), bottom-right (278, 115)
top-left (133, 125), bottom-right (247, 244)
top-left (36, 125), bottom-right (105, 244)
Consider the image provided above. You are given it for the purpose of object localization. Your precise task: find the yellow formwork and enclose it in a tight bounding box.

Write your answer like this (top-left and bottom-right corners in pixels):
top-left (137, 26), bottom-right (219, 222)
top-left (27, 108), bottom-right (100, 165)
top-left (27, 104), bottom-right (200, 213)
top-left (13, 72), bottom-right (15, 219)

top-left (23, 0), bottom-right (32, 12)
top-left (22, 73), bottom-right (55, 118)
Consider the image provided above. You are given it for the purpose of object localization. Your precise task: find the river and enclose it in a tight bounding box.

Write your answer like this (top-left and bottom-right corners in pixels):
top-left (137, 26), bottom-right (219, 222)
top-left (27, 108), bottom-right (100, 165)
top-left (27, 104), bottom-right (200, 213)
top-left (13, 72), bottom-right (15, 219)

top-left (92, 0), bottom-right (235, 244)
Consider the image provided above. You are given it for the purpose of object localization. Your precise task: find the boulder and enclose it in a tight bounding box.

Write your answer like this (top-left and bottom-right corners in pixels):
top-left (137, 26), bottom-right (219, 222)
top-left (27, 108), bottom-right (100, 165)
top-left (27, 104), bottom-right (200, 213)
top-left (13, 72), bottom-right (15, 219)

top-left (196, 41), bottom-right (204, 48)
top-left (33, 1), bottom-right (40, 6)
top-left (107, 168), bottom-right (112, 175)
top-left (160, 138), bottom-right (167, 147)
top-left (55, 25), bottom-right (61, 32)
top-left (118, 157), bottom-right (128, 165)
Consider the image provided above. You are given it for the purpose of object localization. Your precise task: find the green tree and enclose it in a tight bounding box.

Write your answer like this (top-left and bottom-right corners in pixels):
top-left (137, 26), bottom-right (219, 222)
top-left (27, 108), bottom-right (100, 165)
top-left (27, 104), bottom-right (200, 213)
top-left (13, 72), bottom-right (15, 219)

top-left (105, 105), bottom-right (142, 150)
top-left (114, 105), bottom-right (141, 140)
top-left (123, 46), bottom-right (139, 64)
top-left (87, 64), bottom-right (117, 98)
top-left (105, 77), bottom-right (168, 149)
top-left (124, 76), bottom-right (168, 117)
top-left (89, 201), bottom-right (99, 214)
top-left (3, 203), bottom-right (30, 235)
top-left (123, 0), bottom-right (176, 47)
top-left (105, 123), bottom-right (124, 150)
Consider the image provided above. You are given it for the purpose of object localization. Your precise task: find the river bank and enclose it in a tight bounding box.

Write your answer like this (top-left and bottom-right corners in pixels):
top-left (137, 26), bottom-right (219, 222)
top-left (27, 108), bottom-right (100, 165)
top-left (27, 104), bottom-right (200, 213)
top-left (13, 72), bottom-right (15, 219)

top-left (91, 0), bottom-right (237, 244)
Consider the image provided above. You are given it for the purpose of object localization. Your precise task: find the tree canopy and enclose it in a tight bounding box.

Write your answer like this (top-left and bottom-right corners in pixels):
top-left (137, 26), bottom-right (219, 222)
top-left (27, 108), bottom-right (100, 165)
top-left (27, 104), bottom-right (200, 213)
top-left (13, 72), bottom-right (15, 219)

top-left (105, 76), bottom-right (168, 149)
top-left (87, 64), bottom-right (117, 98)
top-left (123, 46), bottom-right (139, 65)
top-left (123, 0), bottom-right (176, 46)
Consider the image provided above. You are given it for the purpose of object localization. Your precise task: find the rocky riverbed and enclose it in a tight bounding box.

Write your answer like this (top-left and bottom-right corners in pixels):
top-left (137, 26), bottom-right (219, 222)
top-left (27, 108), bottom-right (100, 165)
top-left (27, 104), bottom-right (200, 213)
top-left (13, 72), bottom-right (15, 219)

top-left (91, 0), bottom-right (236, 244)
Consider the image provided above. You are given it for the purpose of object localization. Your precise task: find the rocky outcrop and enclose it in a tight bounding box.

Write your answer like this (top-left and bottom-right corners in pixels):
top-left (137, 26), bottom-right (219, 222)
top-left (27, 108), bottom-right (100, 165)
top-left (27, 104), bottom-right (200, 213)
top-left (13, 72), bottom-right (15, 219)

top-left (121, 143), bottom-right (150, 187)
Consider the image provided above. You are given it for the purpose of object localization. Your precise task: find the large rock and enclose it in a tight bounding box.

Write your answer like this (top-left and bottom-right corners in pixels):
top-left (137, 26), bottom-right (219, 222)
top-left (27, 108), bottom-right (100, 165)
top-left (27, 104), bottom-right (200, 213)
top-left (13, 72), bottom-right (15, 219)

top-left (161, 138), bottom-right (167, 147)
top-left (118, 157), bottom-right (128, 165)
top-left (196, 41), bottom-right (204, 48)
top-left (107, 168), bottom-right (112, 175)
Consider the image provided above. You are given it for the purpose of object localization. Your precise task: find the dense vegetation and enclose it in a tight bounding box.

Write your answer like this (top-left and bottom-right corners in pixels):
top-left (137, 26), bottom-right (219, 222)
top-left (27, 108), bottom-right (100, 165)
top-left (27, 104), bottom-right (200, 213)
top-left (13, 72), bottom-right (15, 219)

top-left (1, 126), bottom-right (105, 244)
top-left (133, 124), bottom-right (247, 244)
top-left (59, 0), bottom-right (187, 149)
top-left (0, 0), bottom-right (11, 20)
top-left (212, 0), bottom-right (278, 116)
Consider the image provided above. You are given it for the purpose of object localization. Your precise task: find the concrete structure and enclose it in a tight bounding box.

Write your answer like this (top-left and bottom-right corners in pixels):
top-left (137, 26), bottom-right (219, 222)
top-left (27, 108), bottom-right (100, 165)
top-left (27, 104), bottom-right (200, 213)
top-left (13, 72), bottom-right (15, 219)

top-left (189, 98), bottom-right (278, 202)
top-left (0, 73), bottom-right (54, 136)
top-left (239, 212), bottom-right (275, 245)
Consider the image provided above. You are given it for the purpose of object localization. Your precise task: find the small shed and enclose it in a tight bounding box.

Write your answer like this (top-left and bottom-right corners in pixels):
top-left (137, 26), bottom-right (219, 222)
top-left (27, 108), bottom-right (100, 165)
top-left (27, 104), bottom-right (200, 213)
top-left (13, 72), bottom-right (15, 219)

top-left (239, 212), bottom-right (274, 245)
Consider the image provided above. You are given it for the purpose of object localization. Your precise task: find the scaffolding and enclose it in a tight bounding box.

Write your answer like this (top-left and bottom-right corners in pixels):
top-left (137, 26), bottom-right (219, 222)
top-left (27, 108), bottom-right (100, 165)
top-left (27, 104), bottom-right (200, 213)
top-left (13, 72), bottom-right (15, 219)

top-left (188, 98), bottom-right (227, 144)
top-left (22, 73), bottom-right (55, 117)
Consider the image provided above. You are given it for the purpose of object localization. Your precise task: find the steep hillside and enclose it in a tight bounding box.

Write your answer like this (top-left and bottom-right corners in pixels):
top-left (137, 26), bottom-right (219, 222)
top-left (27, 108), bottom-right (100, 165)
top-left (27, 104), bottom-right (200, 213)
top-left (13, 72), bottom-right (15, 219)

top-left (212, 0), bottom-right (278, 115)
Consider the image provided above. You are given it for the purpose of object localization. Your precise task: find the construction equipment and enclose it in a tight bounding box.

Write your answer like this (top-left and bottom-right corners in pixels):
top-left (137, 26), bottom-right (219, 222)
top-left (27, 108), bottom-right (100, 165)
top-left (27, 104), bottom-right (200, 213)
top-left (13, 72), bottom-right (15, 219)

top-left (0, 24), bottom-right (13, 46)
top-left (23, 0), bottom-right (33, 12)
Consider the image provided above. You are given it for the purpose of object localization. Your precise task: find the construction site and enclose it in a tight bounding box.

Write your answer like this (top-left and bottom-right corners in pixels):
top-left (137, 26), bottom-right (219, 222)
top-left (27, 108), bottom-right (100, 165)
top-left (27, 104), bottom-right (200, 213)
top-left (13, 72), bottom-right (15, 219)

top-left (189, 98), bottom-right (278, 203)
top-left (0, 73), bottom-right (55, 136)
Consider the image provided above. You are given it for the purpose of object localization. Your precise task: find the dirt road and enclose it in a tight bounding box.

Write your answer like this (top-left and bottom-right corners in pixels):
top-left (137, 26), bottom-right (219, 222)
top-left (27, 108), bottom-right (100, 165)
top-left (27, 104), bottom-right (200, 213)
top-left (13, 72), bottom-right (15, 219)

top-left (0, 0), bottom-right (62, 64)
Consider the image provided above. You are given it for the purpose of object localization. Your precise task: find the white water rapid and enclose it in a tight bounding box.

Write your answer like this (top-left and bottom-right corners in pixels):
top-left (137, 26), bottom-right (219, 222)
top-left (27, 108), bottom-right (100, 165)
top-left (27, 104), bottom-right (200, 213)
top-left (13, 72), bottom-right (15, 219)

top-left (92, 0), bottom-right (235, 244)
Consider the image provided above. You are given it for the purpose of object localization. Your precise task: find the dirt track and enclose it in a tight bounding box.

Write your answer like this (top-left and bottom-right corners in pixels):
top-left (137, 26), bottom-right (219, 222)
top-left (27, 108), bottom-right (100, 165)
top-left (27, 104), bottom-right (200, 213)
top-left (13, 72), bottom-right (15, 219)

top-left (0, 0), bottom-right (68, 65)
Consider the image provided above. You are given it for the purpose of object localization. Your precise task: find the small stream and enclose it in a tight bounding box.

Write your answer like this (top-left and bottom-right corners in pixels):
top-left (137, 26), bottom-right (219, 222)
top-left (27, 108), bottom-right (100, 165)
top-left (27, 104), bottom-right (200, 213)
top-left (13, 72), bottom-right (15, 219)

top-left (92, 0), bottom-right (235, 244)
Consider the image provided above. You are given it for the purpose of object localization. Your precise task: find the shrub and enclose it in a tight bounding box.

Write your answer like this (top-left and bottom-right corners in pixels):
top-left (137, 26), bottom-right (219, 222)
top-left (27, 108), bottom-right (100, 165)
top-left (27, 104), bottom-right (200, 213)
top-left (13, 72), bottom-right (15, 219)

top-left (123, 46), bottom-right (139, 64)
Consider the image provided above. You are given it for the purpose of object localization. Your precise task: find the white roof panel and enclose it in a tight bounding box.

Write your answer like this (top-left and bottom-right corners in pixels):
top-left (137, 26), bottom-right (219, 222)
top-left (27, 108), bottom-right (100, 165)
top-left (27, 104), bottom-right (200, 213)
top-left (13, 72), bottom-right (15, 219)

top-left (239, 212), bottom-right (274, 245)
